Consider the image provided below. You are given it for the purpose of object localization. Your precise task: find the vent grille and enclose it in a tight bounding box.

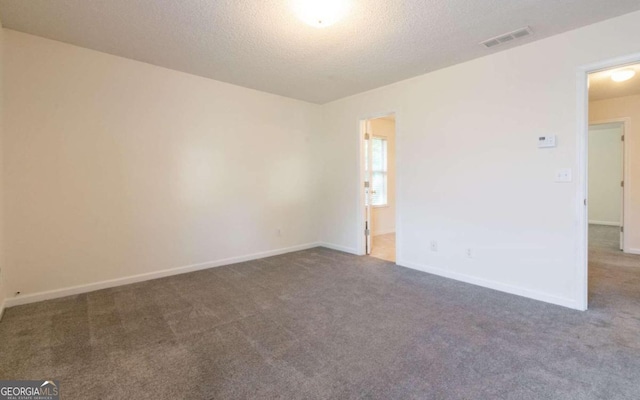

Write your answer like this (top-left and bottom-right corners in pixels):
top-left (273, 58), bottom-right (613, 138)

top-left (481, 27), bottom-right (533, 48)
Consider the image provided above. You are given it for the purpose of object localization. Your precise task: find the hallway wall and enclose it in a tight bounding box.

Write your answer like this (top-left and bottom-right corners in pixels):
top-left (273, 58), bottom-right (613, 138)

top-left (588, 124), bottom-right (623, 226)
top-left (590, 94), bottom-right (640, 252)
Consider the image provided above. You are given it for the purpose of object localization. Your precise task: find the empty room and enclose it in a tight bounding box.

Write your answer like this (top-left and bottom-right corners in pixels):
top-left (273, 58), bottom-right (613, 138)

top-left (1, 1), bottom-right (640, 399)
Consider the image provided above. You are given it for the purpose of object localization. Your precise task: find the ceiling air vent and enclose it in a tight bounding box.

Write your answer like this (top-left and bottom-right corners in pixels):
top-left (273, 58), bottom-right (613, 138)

top-left (480, 27), bottom-right (533, 49)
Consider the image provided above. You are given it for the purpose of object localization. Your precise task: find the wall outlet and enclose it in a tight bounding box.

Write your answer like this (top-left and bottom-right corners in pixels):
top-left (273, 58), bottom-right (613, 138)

top-left (430, 240), bottom-right (438, 252)
top-left (466, 248), bottom-right (472, 258)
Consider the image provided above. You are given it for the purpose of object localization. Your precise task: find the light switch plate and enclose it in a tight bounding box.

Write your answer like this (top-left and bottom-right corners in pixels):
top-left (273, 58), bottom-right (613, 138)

top-left (555, 168), bottom-right (572, 182)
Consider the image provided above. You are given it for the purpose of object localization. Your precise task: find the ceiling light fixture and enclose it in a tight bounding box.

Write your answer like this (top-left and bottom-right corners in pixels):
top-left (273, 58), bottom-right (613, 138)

top-left (293, 0), bottom-right (350, 28)
top-left (611, 69), bottom-right (636, 82)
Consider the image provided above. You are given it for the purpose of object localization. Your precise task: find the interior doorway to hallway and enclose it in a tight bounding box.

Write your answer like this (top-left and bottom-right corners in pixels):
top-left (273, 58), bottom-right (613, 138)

top-left (362, 114), bottom-right (396, 262)
top-left (587, 62), bottom-right (640, 255)
top-left (583, 62), bottom-right (640, 309)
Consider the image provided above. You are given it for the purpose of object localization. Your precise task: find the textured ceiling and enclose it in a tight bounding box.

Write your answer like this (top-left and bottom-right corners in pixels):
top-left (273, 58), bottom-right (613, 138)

top-left (589, 64), bottom-right (640, 101)
top-left (2, 1), bottom-right (640, 104)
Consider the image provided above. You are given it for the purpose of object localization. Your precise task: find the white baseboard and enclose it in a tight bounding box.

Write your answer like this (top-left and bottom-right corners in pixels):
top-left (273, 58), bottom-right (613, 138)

top-left (317, 242), bottom-right (359, 255)
top-left (396, 259), bottom-right (580, 310)
top-left (589, 220), bottom-right (620, 227)
top-left (625, 248), bottom-right (640, 255)
top-left (4, 242), bottom-right (322, 308)
top-left (0, 300), bottom-right (5, 322)
top-left (3, 243), bottom-right (581, 311)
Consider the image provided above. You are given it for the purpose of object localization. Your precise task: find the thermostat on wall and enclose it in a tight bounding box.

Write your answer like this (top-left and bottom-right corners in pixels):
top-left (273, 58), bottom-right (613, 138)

top-left (538, 135), bottom-right (556, 148)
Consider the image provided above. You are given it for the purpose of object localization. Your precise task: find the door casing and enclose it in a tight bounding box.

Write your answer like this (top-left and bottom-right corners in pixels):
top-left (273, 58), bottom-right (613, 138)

top-left (577, 52), bottom-right (640, 311)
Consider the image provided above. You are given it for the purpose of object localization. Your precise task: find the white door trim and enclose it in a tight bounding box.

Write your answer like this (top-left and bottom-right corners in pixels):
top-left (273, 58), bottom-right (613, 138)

top-left (576, 52), bottom-right (640, 311)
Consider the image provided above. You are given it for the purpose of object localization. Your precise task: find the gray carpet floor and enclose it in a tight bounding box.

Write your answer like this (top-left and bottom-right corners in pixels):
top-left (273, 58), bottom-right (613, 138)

top-left (1, 227), bottom-right (639, 399)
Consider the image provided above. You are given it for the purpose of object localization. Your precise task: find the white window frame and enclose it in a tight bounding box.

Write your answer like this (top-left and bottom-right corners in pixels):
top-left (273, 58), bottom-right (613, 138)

top-left (371, 136), bottom-right (388, 207)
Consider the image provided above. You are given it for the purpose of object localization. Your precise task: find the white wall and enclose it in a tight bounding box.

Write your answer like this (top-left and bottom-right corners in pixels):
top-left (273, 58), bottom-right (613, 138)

top-left (319, 10), bottom-right (640, 309)
top-left (590, 95), bottom-right (640, 251)
top-left (5, 10), bottom-right (640, 311)
top-left (588, 125), bottom-right (623, 226)
top-left (370, 118), bottom-right (396, 235)
top-left (3, 30), bottom-right (322, 304)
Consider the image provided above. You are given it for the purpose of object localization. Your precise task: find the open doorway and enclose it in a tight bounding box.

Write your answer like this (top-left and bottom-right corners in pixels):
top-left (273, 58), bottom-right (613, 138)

top-left (582, 62), bottom-right (640, 309)
top-left (362, 114), bottom-right (396, 262)
top-left (588, 121), bottom-right (625, 251)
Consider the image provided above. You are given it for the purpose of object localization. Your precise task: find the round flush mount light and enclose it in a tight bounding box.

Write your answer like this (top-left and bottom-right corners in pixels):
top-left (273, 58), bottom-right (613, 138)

top-left (611, 69), bottom-right (636, 82)
top-left (293, 0), bottom-right (351, 28)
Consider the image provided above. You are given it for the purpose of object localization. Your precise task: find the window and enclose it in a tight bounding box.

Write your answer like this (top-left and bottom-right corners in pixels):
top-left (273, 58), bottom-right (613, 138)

top-left (367, 137), bottom-right (388, 206)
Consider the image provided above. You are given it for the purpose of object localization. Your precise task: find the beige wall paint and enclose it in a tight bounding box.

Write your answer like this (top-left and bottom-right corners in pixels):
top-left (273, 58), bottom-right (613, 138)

top-left (370, 118), bottom-right (396, 235)
top-left (3, 30), bottom-right (321, 301)
top-left (587, 125), bottom-right (623, 226)
top-left (319, 10), bottom-right (640, 309)
top-left (590, 94), bottom-right (640, 250)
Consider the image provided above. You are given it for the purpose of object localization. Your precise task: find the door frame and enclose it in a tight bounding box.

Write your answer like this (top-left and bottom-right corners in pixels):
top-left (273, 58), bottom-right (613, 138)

top-left (588, 119), bottom-right (629, 250)
top-left (357, 111), bottom-right (399, 260)
top-left (576, 52), bottom-right (640, 311)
